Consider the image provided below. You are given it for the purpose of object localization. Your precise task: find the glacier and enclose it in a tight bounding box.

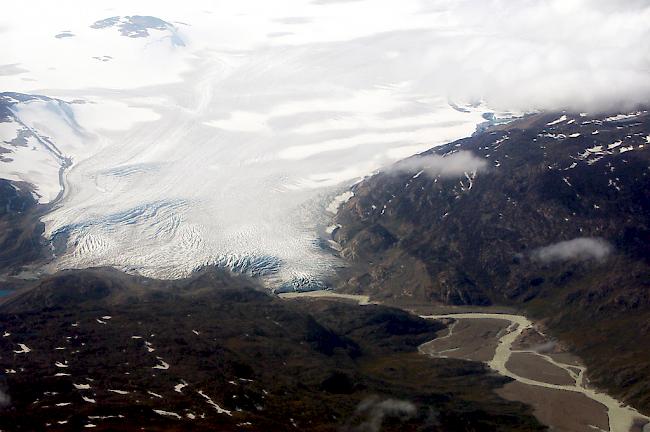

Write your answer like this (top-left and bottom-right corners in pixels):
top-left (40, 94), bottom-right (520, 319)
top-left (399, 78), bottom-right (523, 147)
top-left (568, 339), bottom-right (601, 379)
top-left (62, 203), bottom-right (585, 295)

top-left (0, 0), bottom-right (535, 288)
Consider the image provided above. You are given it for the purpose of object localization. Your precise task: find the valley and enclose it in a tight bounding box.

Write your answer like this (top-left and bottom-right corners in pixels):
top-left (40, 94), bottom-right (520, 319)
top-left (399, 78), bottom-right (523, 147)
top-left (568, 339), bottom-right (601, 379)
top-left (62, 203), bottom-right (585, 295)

top-left (2, 106), bottom-right (649, 431)
top-left (0, 269), bottom-right (546, 431)
top-left (333, 110), bottom-right (650, 416)
top-left (283, 290), bottom-right (650, 432)
top-left (1, 2), bottom-right (648, 430)
top-left (2, 107), bottom-right (649, 431)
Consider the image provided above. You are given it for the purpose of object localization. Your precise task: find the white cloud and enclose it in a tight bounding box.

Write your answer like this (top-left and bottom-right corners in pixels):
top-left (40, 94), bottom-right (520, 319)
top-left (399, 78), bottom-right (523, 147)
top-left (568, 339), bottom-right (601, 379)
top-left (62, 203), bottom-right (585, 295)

top-left (2, 1), bottom-right (648, 111)
top-left (0, 388), bottom-right (10, 408)
top-left (353, 397), bottom-right (417, 432)
top-left (390, 151), bottom-right (488, 178)
top-left (412, 0), bottom-right (650, 112)
top-left (531, 237), bottom-right (613, 263)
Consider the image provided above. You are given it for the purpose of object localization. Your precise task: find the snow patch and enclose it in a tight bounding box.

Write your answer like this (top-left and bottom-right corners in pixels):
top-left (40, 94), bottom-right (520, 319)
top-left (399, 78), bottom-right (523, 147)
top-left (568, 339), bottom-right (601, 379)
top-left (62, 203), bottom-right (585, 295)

top-left (325, 224), bottom-right (341, 235)
top-left (14, 343), bottom-right (31, 354)
top-left (620, 146), bottom-right (634, 153)
top-left (197, 390), bottom-right (232, 416)
top-left (153, 409), bottom-right (182, 419)
top-left (326, 191), bottom-right (354, 214)
top-left (604, 112), bottom-right (642, 122)
top-left (152, 358), bottom-right (170, 370)
top-left (546, 115), bottom-right (567, 126)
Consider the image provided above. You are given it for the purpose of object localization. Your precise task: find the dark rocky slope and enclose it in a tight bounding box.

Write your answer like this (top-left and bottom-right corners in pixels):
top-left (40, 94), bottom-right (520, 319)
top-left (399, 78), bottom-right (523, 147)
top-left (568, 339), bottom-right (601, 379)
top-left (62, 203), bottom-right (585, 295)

top-left (0, 179), bottom-right (47, 275)
top-left (0, 268), bottom-right (542, 431)
top-left (333, 110), bottom-right (650, 413)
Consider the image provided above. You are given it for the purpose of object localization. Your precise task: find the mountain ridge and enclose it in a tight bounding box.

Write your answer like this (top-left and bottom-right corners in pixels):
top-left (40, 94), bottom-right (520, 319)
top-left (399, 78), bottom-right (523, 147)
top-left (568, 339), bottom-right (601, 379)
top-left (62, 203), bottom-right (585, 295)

top-left (0, 268), bottom-right (543, 431)
top-left (333, 109), bottom-right (650, 413)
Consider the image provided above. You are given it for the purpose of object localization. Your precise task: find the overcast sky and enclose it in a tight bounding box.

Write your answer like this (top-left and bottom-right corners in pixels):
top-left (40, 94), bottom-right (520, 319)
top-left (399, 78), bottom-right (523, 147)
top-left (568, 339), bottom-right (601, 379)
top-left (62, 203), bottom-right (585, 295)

top-left (2, 0), bottom-right (649, 112)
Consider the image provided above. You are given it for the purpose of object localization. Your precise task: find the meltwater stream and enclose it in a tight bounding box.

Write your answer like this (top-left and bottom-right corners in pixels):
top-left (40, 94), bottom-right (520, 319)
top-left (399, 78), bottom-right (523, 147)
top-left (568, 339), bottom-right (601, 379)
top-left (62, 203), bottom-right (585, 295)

top-left (420, 313), bottom-right (650, 432)
top-left (280, 291), bottom-right (650, 432)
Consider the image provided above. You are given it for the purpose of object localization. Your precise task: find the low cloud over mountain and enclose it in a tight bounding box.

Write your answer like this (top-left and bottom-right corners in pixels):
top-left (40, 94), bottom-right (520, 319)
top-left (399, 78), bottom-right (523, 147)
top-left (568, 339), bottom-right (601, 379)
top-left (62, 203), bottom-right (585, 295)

top-left (531, 237), bottom-right (613, 263)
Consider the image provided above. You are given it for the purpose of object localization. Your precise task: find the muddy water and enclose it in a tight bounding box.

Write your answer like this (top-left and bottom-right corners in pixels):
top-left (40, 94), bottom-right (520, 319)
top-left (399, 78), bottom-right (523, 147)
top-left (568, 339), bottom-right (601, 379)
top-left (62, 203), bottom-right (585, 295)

top-left (420, 313), bottom-right (650, 432)
top-left (280, 290), bottom-right (649, 432)
top-left (278, 290), bottom-right (372, 305)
